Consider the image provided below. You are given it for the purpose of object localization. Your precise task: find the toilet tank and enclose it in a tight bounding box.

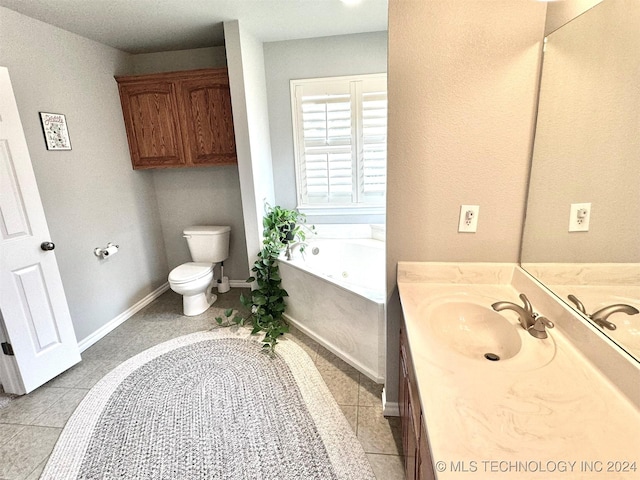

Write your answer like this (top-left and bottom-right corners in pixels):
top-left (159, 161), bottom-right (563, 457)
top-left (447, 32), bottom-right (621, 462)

top-left (183, 226), bottom-right (231, 263)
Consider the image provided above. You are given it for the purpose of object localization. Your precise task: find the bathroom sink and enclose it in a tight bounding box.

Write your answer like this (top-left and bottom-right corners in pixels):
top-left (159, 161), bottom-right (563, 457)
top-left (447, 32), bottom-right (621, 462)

top-left (427, 302), bottom-right (522, 361)
top-left (417, 297), bottom-right (557, 370)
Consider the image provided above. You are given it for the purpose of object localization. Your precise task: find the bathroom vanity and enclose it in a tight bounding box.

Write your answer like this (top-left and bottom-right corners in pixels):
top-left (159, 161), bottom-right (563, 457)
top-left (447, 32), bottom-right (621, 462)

top-left (115, 68), bottom-right (237, 170)
top-left (397, 262), bottom-right (640, 480)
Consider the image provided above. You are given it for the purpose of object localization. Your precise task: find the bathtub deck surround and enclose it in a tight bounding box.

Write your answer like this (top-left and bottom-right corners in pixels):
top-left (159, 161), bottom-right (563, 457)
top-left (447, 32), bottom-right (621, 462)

top-left (279, 230), bottom-right (386, 383)
top-left (397, 262), bottom-right (640, 479)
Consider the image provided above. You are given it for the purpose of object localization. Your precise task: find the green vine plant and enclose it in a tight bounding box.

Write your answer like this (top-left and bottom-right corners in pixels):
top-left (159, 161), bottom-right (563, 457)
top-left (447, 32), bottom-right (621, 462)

top-left (215, 204), bottom-right (313, 352)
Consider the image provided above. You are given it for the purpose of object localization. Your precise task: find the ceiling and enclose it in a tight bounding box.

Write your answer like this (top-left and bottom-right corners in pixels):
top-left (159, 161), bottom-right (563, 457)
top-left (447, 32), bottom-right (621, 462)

top-left (0, 0), bottom-right (388, 54)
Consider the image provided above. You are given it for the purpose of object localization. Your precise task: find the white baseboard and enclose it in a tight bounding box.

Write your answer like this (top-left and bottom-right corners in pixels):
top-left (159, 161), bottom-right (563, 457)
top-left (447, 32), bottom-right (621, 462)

top-left (77, 282), bottom-right (170, 352)
top-left (382, 388), bottom-right (400, 417)
top-left (229, 280), bottom-right (251, 288)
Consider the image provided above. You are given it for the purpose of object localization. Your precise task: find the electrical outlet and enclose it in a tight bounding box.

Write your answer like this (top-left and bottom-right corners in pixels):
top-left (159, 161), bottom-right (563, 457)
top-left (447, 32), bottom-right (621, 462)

top-left (458, 205), bottom-right (479, 233)
top-left (569, 202), bottom-right (591, 232)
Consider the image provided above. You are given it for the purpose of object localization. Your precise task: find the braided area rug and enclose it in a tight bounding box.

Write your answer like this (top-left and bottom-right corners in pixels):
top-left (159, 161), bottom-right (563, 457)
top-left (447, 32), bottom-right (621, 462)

top-left (41, 328), bottom-right (375, 480)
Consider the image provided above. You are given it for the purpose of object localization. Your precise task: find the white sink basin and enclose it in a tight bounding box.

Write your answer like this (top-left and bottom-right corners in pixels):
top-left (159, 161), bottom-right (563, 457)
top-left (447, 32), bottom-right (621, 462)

top-left (418, 296), bottom-right (557, 370)
top-left (428, 302), bottom-right (522, 361)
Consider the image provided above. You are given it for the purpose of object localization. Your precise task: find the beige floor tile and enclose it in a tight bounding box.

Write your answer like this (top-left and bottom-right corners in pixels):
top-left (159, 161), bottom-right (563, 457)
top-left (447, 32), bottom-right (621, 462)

top-left (0, 425), bottom-right (60, 479)
top-left (0, 423), bottom-right (25, 448)
top-left (81, 334), bottom-right (135, 361)
top-left (339, 405), bottom-right (358, 433)
top-left (0, 387), bottom-right (67, 425)
top-left (31, 389), bottom-right (88, 428)
top-left (24, 457), bottom-right (48, 480)
top-left (318, 367), bottom-right (360, 406)
top-left (357, 406), bottom-right (403, 455)
top-left (315, 347), bottom-right (357, 372)
top-left (285, 327), bottom-right (320, 362)
top-left (359, 374), bottom-right (384, 407)
top-left (43, 358), bottom-right (100, 389)
top-left (367, 453), bottom-right (406, 480)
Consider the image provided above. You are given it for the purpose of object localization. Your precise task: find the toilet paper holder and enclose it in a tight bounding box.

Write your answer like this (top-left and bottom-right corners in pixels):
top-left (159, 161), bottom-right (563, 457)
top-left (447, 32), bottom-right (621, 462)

top-left (94, 242), bottom-right (119, 259)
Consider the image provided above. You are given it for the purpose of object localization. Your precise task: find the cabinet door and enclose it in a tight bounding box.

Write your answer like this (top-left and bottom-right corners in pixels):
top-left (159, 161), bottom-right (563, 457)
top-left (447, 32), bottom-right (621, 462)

top-left (179, 75), bottom-right (237, 166)
top-left (418, 419), bottom-right (435, 480)
top-left (400, 329), bottom-right (418, 479)
top-left (406, 393), bottom-right (418, 479)
top-left (118, 81), bottom-right (185, 169)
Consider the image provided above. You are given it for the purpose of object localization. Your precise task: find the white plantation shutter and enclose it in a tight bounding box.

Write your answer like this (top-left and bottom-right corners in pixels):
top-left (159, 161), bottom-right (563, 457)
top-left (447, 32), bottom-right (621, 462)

top-left (291, 74), bottom-right (387, 210)
top-left (360, 90), bottom-right (387, 202)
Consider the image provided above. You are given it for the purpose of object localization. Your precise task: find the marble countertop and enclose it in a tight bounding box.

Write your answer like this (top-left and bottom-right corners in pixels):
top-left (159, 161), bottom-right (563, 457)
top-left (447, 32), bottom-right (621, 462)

top-left (397, 262), bottom-right (640, 480)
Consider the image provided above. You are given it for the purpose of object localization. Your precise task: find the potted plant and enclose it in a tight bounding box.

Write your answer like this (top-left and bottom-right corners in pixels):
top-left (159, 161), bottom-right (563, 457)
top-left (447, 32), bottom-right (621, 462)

top-left (216, 203), bottom-right (312, 351)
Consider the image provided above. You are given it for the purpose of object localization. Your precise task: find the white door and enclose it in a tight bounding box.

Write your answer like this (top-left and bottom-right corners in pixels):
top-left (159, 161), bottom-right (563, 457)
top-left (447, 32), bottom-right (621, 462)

top-left (0, 66), bottom-right (80, 394)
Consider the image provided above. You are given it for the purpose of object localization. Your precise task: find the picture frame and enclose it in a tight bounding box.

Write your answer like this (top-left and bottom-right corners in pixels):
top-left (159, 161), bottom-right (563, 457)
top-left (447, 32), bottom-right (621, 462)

top-left (39, 112), bottom-right (72, 150)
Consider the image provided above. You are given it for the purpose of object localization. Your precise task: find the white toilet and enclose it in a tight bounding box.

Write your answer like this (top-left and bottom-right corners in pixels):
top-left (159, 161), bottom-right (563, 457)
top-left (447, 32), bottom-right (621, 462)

top-left (168, 225), bottom-right (231, 316)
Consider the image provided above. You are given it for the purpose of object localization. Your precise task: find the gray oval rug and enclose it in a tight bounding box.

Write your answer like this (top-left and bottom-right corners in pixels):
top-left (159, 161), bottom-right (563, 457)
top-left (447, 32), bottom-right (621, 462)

top-left (42, 328), bottom-right (375, 479)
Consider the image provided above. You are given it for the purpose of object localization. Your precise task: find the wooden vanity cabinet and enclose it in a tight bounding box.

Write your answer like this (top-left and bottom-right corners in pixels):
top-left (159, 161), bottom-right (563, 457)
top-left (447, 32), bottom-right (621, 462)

top-left (400, 321), bottom-right (435, 480)
top-left (115, 68), bottom-right (237, 170)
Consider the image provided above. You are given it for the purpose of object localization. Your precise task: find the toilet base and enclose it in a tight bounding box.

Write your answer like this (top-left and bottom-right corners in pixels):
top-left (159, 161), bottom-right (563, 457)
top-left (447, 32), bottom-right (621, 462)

top-left (182, 288), bottom-right (217, 316)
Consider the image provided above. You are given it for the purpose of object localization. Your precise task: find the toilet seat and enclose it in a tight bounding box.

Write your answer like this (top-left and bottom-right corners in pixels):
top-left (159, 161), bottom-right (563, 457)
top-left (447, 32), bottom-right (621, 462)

top-left (169, 262), bottom-right (213, 284)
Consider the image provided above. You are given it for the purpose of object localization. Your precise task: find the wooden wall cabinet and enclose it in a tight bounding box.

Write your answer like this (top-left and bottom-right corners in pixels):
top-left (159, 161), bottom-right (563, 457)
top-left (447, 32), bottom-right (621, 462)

top-left (400, 321), bottom-right (436, 480)
top-left (115, 68), bottom-right (237, 170)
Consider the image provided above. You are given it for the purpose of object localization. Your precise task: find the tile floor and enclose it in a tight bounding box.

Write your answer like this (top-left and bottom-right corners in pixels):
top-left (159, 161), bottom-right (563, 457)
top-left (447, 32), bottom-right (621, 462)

top-left (0, 288), bottom-right (404, 480)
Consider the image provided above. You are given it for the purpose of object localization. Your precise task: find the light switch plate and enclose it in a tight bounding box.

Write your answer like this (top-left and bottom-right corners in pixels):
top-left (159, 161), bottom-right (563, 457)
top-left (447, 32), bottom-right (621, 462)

top-left (569, 202), bottom-right (591, 232)
top-left (458, 205), bottom-right (479, 233)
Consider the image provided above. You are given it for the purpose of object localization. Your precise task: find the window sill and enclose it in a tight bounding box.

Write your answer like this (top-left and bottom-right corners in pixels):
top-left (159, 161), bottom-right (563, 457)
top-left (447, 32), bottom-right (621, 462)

top-left (297, 205), bottom-right (385, 216)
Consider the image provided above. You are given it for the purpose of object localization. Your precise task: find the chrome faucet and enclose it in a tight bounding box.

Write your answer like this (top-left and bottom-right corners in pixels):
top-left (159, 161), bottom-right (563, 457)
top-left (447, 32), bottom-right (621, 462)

top-left (285, 241), bottom-right (308, 260)
top-left (568, 294), bottom-right (639, 331)
top-left (492, 293), bottom-right (536, 330)
top-left (492, 293), bottom-right (555, 339)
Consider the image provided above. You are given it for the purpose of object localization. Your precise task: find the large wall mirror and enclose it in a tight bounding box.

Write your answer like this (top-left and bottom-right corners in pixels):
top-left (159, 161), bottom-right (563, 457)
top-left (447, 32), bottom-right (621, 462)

top-left (521, 0), bottom-right (640, 361)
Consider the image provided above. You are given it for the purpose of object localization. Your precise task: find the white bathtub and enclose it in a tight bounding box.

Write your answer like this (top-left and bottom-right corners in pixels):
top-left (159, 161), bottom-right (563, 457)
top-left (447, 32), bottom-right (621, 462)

top-left (278, 238), bottom-right (386, 383)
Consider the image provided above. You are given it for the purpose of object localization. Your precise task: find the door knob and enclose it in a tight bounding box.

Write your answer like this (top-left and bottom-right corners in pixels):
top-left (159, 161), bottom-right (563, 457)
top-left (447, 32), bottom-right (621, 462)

top-left (40, 241), bottom-right (55, 251)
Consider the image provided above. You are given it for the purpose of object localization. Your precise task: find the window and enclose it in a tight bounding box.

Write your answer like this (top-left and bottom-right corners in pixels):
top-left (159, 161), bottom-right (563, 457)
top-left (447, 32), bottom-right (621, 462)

top-left (290, 74), bottom-right (387, 215)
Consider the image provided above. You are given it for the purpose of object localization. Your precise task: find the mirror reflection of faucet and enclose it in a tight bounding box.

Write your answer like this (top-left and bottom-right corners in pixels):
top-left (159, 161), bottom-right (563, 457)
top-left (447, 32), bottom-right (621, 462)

top-left (567, 294), bottom-right (639, 331)
top-left (491, 293), bottom-right (554, 339)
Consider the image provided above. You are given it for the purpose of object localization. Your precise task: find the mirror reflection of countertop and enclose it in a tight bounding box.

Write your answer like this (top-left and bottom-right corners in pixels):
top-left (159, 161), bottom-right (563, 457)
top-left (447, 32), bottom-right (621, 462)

top-left (398, 262), bottom-right (640, 479)
top-left (550, 285), bottom-right (640, 359)
top-left (521, 263), bottom-right (640, 361)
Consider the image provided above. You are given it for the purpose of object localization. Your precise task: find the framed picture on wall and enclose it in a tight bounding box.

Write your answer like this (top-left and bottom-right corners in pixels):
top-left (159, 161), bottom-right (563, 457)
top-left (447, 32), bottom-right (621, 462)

top-left (39, 112), bottom-right (72, 150)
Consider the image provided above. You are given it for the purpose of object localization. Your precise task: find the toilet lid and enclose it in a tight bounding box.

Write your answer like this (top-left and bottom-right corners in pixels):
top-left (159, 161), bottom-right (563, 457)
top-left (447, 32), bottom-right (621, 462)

top-left (169, 262), bottom-right (213, 284)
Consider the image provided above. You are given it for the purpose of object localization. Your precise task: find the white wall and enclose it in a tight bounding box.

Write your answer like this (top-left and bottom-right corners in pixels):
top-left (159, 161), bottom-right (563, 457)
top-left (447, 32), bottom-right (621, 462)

top-left (263, 32), bottom-right (388, 223)
top-left (130, 48), bottom-right (250, 281)
top-left (385, 0), bottom-right (547, 404)
top-left (224, 20), bottom-right (276, 266)
top-left (0, 7), bottom-right (168, 342)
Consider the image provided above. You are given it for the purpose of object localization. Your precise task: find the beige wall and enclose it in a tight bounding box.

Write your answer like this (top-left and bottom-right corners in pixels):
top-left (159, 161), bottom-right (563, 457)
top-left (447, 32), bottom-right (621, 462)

top-left (387, 0), bottom-right (546, 292)
top-left (0, 7), bottom-right (169, 342)
top-left (385, 0), bottom-right (546, 402)
top-left (545, 0), bottom-right (603, 35)
top-left (522, 0), bottom-right (640, 263)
